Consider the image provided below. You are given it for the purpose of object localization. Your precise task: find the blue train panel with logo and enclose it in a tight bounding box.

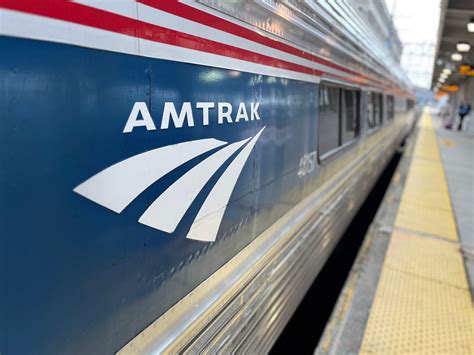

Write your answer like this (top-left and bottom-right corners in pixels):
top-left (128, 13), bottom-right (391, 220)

top-left (0, 36), bottom-right (318, 354)
top-left (1, 1), bottom-right (416, 353)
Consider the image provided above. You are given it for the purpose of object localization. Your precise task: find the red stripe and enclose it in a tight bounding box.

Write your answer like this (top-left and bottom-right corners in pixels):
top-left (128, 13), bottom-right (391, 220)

top-left (1, 0), bottom-right (326, 78)
top-left (0, 3), bottom-right (413, 95)
top-left (1, 0), bottom-right (400, 91)
top-left (138, 0), bottom-right (393, 88)
top-left (139, 0), bottom-right (357, 75)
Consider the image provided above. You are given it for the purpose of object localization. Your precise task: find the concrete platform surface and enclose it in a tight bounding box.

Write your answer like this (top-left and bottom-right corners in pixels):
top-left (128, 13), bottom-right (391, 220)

top-left (316, 110), bottom-right (474, 354)
top-left (436, 121), bottom-right (474, 293)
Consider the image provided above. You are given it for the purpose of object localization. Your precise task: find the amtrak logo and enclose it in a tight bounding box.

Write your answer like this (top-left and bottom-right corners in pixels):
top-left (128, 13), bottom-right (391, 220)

top-left (74, 127), bottom-right (265, 242)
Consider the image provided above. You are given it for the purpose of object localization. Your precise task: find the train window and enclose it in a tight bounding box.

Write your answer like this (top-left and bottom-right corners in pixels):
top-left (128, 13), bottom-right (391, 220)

top-left (386, 95), bottom-right (394, 120)
top-left (373, 94), bottom-right (380, 126)
top-left (379, 94), bottom-right (384, 123)
top-left (395, 96), bottom-right (407, 112)
top-left (375, 93), bottom-right (383, 124)
top-left (368, 92), bottom-right (383, 129)
top-left (319, 84), bottom-right (360, 157)
top-left (367, 92), bottom-right (375, 128)
top-left (318, 85), bottom-right (340, 155)
top-left (341, 89), bottom-right (359, 143)
top-left (319, 86), bottom-right (329, 112)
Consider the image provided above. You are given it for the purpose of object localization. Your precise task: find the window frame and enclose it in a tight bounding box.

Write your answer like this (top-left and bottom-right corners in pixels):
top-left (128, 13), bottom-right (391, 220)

top-left (385, 94), bottom-right (395, 122)
top-left (367, 90), bottom-right (384, 134)
top-left (318, 83), bottom-right (341, 156)
top-left (318, 80), bottom-right (361, 163)
top-left (340, 89), bottom-right (360, 144)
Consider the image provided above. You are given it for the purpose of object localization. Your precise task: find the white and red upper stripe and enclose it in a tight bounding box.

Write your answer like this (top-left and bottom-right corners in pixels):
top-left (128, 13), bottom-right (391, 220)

top-left (0, 0), bottom-right (407, 92)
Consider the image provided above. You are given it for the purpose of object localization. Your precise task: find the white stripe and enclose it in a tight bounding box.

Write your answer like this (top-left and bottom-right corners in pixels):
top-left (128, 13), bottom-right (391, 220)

top-left (76, 0), bottom-right (349, 79)
top-left (73, 138), bottom-right (226, 213)
top-left (137, 38), bottom-right (320, 83)
top-left (0, 9), bottom-right (320, 83)
top-left (186, 127), bottom-right (264, 242)
top-left (139, 137), bottom-right (251, 233)
top-left (1, 9), bottom-right (140, 55)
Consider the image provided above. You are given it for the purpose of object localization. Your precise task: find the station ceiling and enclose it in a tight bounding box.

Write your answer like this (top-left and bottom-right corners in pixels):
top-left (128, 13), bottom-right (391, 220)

top-left (432, 0), bottom-right (474, 89)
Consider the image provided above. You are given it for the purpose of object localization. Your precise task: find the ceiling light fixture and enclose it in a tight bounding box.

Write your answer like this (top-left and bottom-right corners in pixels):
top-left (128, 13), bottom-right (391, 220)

top-left (468, 18), bottom-right (474, 32)
top-left (439, 77), bottom-right (446, 83)
top-left (456, 42), bottom-right (471, 52)
top-left (451, 53), bottom-right (463, 61)
top-left (440, 73), bottom-right (448, 79)
top-left (442, 68), bottom-right (452, 75)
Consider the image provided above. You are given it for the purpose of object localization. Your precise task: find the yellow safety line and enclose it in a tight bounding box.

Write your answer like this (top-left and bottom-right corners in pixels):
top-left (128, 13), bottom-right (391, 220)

top-left (360, 111), bottom-right (474, 354)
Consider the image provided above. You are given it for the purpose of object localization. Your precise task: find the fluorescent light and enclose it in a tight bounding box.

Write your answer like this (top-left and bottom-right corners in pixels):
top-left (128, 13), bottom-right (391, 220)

top-left (457, 42), bottom-right (471, 52)
top-left (468, 19), bottom-right (474, 32)
top-left (451, 53), bottom-right (463, 61)
top-left (442, 68), bottom-right (452, 74)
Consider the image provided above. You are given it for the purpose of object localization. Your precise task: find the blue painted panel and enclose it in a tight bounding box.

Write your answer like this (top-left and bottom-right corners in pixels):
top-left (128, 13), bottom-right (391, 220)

top-left (0, 37), bottom-right (318, 354)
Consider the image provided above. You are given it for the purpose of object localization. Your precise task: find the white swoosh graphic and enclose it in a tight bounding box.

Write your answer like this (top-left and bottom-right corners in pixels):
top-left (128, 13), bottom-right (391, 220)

top-left (186, 127), bottom-right (265, 242)
top-left (138, 137), bottom-right (251, 233)
top-left (73, 138), bottom-right (226, 213)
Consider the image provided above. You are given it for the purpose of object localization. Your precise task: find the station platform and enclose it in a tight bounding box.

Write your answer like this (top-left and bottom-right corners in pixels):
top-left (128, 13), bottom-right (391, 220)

top-left (316, 110), bottom-right (474, 354)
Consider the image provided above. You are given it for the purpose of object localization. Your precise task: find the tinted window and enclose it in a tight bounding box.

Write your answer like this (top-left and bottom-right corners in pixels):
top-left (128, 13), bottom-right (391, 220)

top-left (319, 84), bottom-right (360, 157)
top-left (367, 92), bottom-right (376, 128)
top-left (395, 96), bottom-right (407, 112)
top-left (374, 93), bottom-right (383, 125)
top-left (368, 92), bottom-right (383, 129)
top-left (379, 94), bottom-right (384, 123)
top-left (386, 95), bottom-right (394, 120)
top-left (341, 90), bottom-right (358, 143)
top-left (318, 85), bottom-right (340, 155)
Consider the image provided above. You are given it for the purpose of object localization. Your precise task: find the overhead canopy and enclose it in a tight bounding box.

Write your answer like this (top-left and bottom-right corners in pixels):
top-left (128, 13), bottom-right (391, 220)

top-left (432, 0), bottom-right (474, 88)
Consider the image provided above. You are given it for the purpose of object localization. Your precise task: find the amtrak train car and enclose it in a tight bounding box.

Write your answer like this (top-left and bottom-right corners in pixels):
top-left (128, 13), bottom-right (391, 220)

top-left (0, 1), bottom-right (417, 353)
